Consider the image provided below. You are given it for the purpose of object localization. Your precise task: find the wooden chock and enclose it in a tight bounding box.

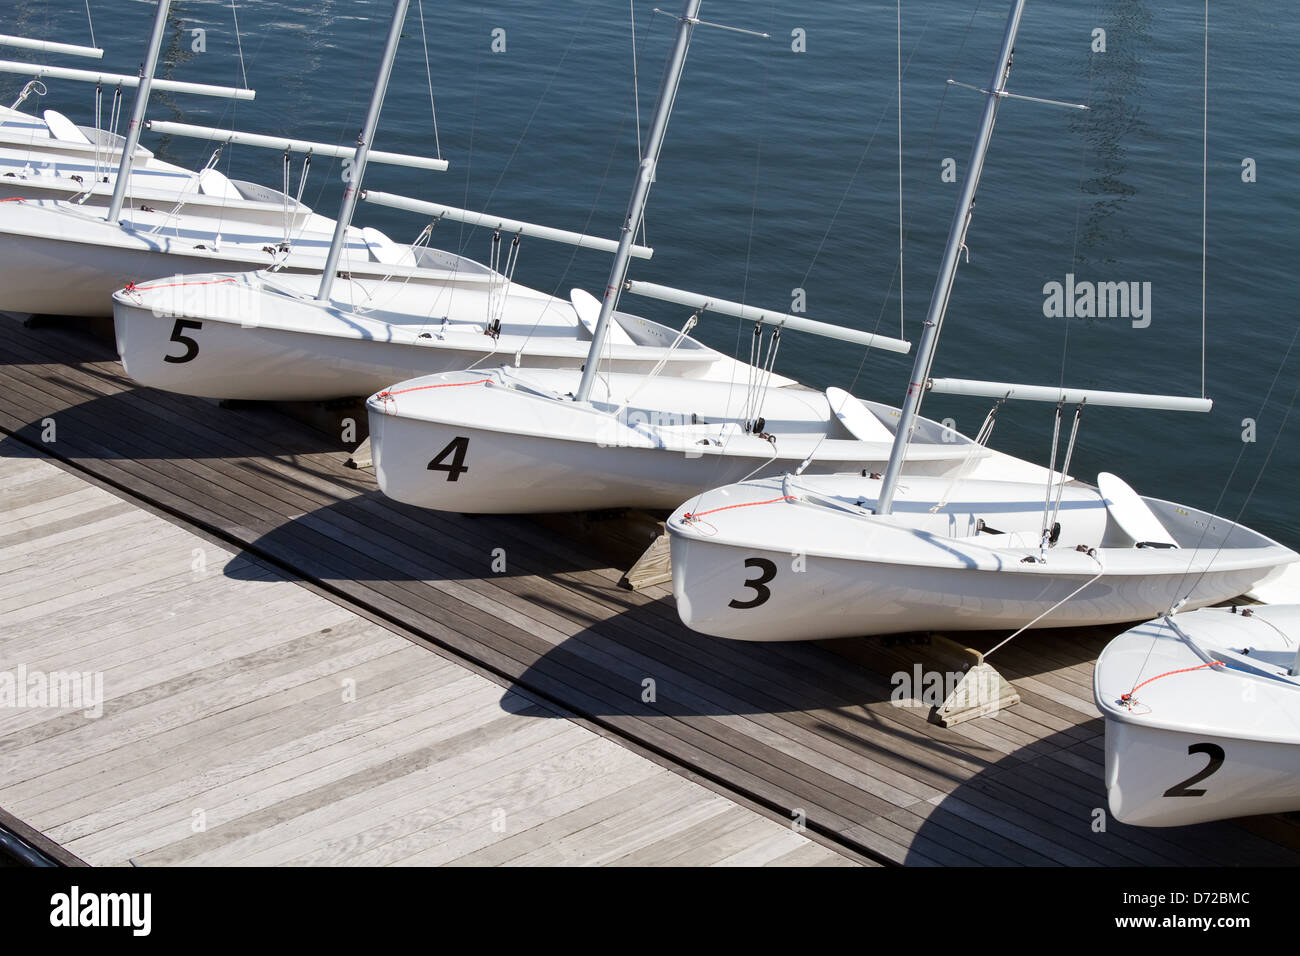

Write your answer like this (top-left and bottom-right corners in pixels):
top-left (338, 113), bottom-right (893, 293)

top-left (927, 637), bottom-right (1020, 727)
top-left (621, 531), bottom-right (672, 591)
top-left (346, 436), bottom-right (373, 470)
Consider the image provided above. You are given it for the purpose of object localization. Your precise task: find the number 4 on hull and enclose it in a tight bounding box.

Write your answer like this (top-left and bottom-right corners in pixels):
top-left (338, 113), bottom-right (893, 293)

top-left (427, 436), bottom-right (470, 481)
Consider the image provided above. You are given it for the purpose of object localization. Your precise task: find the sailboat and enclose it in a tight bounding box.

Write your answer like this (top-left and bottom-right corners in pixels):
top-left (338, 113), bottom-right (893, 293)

top-left (110, 0), bottom-right (791, 401)
top-left (665, 0), bottom-right (1298, 641)
top-left (0, 0), bottom-right (455, 317)
top-left (360, 0), bottom-right (1061, 514)
top-left (1095, 604), bottom-right (1300, 827)
top-left (0, 99), bottom-right (324, 231)
top-left (0, 36), bottom-right (266, 214)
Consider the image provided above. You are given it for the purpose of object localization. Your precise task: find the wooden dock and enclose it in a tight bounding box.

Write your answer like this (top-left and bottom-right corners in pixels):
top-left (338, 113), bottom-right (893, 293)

top-left (2, 314), bottom-right (1299, 866)
top-left (0, 455), bottom-right (846, 867)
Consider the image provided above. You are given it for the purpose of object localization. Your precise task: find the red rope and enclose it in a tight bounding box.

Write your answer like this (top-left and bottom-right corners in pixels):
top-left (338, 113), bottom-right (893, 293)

top-left (377, 378), bottom-right (491, 399)
top-left (1121, 660), bottom-right (1224, 702)
top-left (683, 495), bottom-right (796, 521)
top-left (0, 197), bottom-right (25, 202)
top-left (123, 277), bottom-right (238, 293)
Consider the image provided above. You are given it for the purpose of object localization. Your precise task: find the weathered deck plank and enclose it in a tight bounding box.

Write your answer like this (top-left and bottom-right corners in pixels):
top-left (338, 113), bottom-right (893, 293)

top-left (0, 445), bottom-right (849, 866)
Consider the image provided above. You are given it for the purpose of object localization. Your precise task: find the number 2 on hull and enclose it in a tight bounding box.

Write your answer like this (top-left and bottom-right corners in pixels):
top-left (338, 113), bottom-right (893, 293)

top-left (1163, 742), bottom-right (1225, 798)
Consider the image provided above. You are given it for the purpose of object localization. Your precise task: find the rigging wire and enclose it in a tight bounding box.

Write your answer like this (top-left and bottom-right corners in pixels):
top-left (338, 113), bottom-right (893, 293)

top-left (454, 0), bottom-right (598, 260)
top-left (680, 1), bottom-right (936, 524)
top-left (500, 10), bottom-right (663, 365)
top-left (416, 0), bottom-right (442, 159)
top-left (229, 0), bottom-right (250, 90)
top-left (1127, 349), bottom-right (1300, 698)
top-left (1200, 0), bottom-right (1208, 398)
top-left (629, 0), bottom-right (644, 245)
top-left (718, 0), bottom-right (775, 456)
top-left (1047, 402), bottom-right (1084, 533)
top-left (84, 0), bottom-right (97, 49)
top-left (800, 2), bottom-right (974, 295)
top-left (985, 550), bottom-right (1106, 660)
top-left (1038, 401), bottom-right (1064, 557)
top-left (896, 0), bottom-right (904, 338)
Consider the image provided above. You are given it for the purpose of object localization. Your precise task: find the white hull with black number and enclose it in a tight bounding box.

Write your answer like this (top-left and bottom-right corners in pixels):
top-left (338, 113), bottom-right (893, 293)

top-left (1096, 605), bottom-right (1300, 827)
top-left (666, 472), bottom-right (1297, 641)
top-left (115, 273), bottom-right (770, 402)
top-left (365, 367), bottom-right (1053, 514)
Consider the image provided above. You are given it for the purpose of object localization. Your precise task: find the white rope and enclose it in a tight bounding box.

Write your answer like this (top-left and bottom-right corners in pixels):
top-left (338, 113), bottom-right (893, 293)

top-left (7, 78), bottom-right (45, 111)
top-left (281, 150), bottom-right (291, 245)
top-left (985, 549), bottom-right (1106, 659)
top-left (493, 234), bottom-right (522, 331)
top-left (608, 311), bottom-right (699, 417)
top-left (90, 83), bottom-right (122, 201)
top-left (1039, 402), bottom-right (1064, 555)
top-left (741, 323), bottom-right (762, 425)
top-left (108, 85), bottom-right (121, 143)
top-left (295, 154), bottom-right (310, 203)
top-left (149, 148), bottom-right (220, 235)
top-left (1048, 403), bottom-right (1084, 532)
top-left (85, 83), bottom-right (103, 200)
top-left (84, 0), bottom-right (97, 49)
top-left (351, 220), bottom-right (436, 317)
top-left (481, 232), bottom-right (521, 337)
top-left (750, 328), bottom-right (782, 428)
top-left (928, 400), bottom-right (1002, 513)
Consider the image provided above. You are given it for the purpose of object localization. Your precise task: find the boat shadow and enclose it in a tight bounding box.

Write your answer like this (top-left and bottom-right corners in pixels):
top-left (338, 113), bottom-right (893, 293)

top-left (220, 492), bottom-right (630, 583)
top-left (906, 721), bottom-right (1300, 866)
top-left (0, 383), bottom-right (362, 462)
top-left (0, 313), bottom-right (120, 364)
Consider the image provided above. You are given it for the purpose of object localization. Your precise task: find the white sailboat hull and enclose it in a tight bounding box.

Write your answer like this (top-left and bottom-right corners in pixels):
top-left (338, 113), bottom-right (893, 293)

top-left (116, 297), bottom-right (656, 403)
top-left (0, 225), bottom-right (278, 316)
top-left (365, 368), bottom-right (1014, 514)
top-left (0, 169), bottom-right (315, 229)
top-left (1102, 721), bottom-right (1300, 827)
top-left (113, 270), bottom-right (771, 402)
top-left (1096, 606), bottom-right (1300, 826)
top-left (667, 475), bottom-right (1297, 641)
top-left (671, 532), bottom-right (1279, 641)
top-left (0, 199), bottom-right (386, 316)
top-left (371, 401), bottom-right (939, 514)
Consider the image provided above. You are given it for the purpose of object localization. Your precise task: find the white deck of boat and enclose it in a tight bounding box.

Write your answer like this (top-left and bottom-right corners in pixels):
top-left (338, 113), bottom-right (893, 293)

top-left (0, 452), bottom-right (853, 867)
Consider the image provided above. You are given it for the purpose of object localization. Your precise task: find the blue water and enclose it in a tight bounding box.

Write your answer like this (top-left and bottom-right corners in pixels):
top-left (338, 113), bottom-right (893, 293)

top-left (6, 0), bottom-right (1299, 546)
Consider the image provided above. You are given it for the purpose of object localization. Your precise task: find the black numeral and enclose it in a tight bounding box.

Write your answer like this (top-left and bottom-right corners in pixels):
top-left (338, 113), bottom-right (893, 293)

top-left (1163, 742), bottom-right (1225, 798)
top-left (427, 436), bottom-right (471, 481)
top-left (728, 557), bottom-right (777, 609)
top-left (163, 318), bottom-right (202, 363)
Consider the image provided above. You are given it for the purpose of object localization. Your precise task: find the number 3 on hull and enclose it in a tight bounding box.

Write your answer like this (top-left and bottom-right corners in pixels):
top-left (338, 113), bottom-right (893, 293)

top-left (728, 558), bottom-right (776, 610)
